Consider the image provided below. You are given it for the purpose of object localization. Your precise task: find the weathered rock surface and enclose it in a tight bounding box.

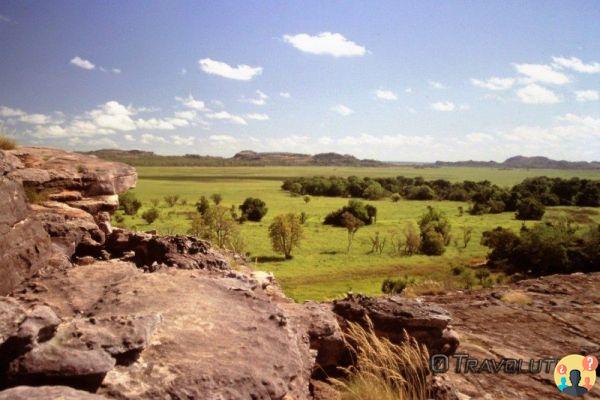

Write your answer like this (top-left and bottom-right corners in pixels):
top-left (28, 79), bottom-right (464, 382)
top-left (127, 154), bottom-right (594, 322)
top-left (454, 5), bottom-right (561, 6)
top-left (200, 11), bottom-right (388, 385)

top-left (426, 272), bottom-right (600, 400)
top-left (0, 385), bottom-right (108, 399)
top-left (333, 294), bottom-right (460, 356)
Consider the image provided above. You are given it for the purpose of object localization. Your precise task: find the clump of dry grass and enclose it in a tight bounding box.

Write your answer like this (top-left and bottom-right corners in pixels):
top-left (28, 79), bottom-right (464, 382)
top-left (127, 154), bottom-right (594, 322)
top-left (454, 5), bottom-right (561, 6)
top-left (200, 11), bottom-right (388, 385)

top-left (331, 319), bottom-right (430, 400)
top-left (501, 290), bottom-right (533, 305)
top-left (0, 134), bottom-right (17, 150)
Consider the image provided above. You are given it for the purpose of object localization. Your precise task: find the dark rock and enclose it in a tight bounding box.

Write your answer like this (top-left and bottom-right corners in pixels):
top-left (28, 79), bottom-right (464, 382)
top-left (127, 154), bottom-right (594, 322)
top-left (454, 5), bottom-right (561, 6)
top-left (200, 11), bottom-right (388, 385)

top-left (333, 294), bottom-right (459, 356)
top-left (16, 305), bottom-right (61, 344)
top-left (0, 385), bottom-right (108, 399)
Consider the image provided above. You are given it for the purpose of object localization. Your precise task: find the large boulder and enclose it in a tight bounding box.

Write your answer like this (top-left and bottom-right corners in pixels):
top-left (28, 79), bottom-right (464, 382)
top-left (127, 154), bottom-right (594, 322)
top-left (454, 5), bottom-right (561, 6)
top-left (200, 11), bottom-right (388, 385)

top-left (0, 178), bottom-right (55, 295)
top-left (332, 294), bottom-right (459, 356)
top-left (0, 385), bottom-right (108, 400)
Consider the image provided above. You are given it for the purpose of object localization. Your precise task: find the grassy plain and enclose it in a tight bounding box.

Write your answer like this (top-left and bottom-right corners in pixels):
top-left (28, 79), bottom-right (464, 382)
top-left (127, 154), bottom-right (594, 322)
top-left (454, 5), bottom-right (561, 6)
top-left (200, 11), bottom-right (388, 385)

top-left (115, 166), bottom-right (600, 301)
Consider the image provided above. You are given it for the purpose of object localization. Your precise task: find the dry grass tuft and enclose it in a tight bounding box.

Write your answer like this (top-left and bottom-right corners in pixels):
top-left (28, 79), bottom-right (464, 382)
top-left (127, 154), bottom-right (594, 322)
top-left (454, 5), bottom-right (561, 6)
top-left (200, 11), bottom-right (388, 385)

top-left (0, 134), bottom-right (17, 150)
top-left (501, 290), bottom-right (533, 305)
top-left (331, 319), bottom-right (430, 400)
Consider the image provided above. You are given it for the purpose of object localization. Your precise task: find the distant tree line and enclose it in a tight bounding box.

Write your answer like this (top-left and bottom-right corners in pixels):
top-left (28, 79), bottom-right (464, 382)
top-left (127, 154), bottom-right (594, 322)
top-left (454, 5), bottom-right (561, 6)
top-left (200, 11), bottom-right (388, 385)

top-left (282, 175), bottom-right (600, 220)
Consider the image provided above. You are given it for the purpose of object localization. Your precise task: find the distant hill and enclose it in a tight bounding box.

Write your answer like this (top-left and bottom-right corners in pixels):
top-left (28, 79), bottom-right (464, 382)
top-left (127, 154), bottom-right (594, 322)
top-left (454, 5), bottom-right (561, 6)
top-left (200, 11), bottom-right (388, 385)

top-left (435, 155), bottom-right (600, 170)
top-left (82, 149), bottom-right (388, 167)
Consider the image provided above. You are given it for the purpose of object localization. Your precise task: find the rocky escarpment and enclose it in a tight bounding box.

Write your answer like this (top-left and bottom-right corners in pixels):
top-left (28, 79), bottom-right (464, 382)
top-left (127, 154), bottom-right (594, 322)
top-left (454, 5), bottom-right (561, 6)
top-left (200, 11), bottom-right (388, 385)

top-left (0, 147), bottom-right (460, 399)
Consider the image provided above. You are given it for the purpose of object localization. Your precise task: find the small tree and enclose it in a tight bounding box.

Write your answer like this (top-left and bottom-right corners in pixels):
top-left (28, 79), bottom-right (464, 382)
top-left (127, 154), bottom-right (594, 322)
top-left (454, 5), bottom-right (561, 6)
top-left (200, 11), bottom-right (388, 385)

top-left (119, 192), bottom-right (142, 216)
top-left (141, 208), bottom-right (159, 224)
top-left (210, 193), bottom-right (223, 205)
top-left (461, 226), bottom-right (473, 248)
top-left (164, 195), bottom-right (180, 207)
top-left (391, 193), bottom-right (402, 202)
top-left (268, 213), bottom-right (304, 259)
top-left (196, 196), bottom-right (210, 215)
top-left (303, 195), bottom-right (311, 204)
top-left (475, 268), bottom-right (491, 284)
top-left (366, 204), bottom-right (377, 224)
top-left (239, 197), bottom-right (268, 222)
top-left (403, 223), bottom-right (421, 255)
top-left (341, 212), bottom-right (364, 253)
top-left (369, 232), bottom-right (386, 255)
top-left (188, 205), bottom-right (240, 249)
top-left (420, 228), bottom-right (446, 255)
top-left (516, 197), bottom-right (545, 220)
top-left (381, 276), bottom-right (417, 295)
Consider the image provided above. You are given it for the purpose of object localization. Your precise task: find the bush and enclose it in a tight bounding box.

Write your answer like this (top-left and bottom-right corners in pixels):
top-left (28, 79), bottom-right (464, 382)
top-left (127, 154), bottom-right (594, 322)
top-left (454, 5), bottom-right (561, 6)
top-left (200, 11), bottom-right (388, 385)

top-left (0, 134), bottom-right (17, 150)
top-left (210, 193), bottom-right (223, 205)
top-left (362, 182), bottom-right (386, 200)
top-left (239, 197), bottom-right (268, 221)
top-left (164, 195), bottom-right (180, 207)
top-left (447, 188), bottom-right (469, 201)
top-left (418, 206), bottom-right (451, 247)
top-left (391, 193), bottom-right (402, 202)
top-left (119, 192), bottom-right (142, 216)
top-left (141, 208), bottom-right (159, 224)
top-left (196, 196), bottom-right (210, 215)
top-left (406, 185), bottom-right (436, 200)
top-left (381, 276), bottom-right (416, 295)
top-left (189, 205), bottom-right (243, 251)
top-left (403, 223), bottom-right (421, 255)
top-left (324, 200), bottom-right (374, 226)
top-left (420, 229), bottom-right (446, 255)
top-left (268, 213), bottom-right (304, 259)
top-left (516, 197), bottom-right (545, 220)
top-left (303, 195), bottom-right (311, 204)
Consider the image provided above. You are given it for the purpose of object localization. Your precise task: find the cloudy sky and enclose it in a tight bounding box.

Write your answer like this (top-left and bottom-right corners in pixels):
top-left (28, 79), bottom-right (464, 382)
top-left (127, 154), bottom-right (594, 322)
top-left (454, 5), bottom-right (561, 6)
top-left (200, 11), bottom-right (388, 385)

top-left (0, 1), bottom-right (599, 161)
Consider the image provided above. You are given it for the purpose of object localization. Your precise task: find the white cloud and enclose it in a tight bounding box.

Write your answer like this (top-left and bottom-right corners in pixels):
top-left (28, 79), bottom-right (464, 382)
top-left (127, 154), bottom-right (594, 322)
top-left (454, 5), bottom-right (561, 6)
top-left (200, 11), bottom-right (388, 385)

top-left (198, 58), bottom-right (262, 81)
top-left (89, 101), bottom-right (136, 131)
top-left (331, 104), bottom-right (354, 116)
top-left (552, 56), bottom-right (600, 74)
top-left (180, 68), bottom-right (187, 76)
top-left (318, 136), bottom-right (333, 145)
top-left (337, 133), bottom-right (433, 147)
top-left (470, 77), bottom-right (516, 91)
top-left (428, 80), bottom-right (446, 89)
top-left (31, 125), bottom-right (68, 138)
top-left (206, 111), bottom-right (247, 125)
top-left (245, 113), bottom-right (270, 121)
top-left (112, 68), bottom-right (121, 74)
top-left (431, 101), bottom-right (456, 111)
top-left (70, 56), bottom-right (96, 70)
top-left (466, 132), bottom-right (495, 142)
top-left (175, 95), bottom-right (207, 111)
top-left (280, 92), bottom-right (291, 98)
top-left (0, 106), bottom-right (25, 117)
top-left (516, 84), bottom-right (561, 104)
top-left (513, 63), bottom-right (570, 85)
top-left (283, 32), bottom-right (366, 57)
top-left (19, 113), bottom-right (53, 125)
top-left (140, 133), bottom-right (168, 144)
top-left (241, 90), bottom-right (268, 105)
top-left (556, 113), bottom-right (600, 131)
top-left (375, 89), bottom-right (398, 101)
top-left (124, 134), bottom-right (135, 142)
top-left (209, 134), bottom-right (238, 144)
top-left (136, 117), bottom-right (189, 130)
top-left (171, 135), bottom-right (195, 146)
top-left (174, 110), bottom-right (197, 121)
top-left (575, 90), bottom-right (599, 102)
top-left (405, 88), bottom-right (413, 94)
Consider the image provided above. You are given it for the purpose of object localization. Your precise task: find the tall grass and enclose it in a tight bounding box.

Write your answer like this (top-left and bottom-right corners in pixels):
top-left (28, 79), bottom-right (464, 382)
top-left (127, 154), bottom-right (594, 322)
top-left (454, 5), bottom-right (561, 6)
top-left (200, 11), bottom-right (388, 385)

top-left (0, 134), bottom-right (17, 150)
top-left (331, 319), bottom-right (430, 400)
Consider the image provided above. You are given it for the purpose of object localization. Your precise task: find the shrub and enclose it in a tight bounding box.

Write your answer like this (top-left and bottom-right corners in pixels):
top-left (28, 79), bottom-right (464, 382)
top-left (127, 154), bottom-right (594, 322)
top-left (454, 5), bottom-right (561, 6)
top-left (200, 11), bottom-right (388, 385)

top-left (210, 193), bottom-right (222, 205)
top-left (461, 226), bottom-right (473, 248)
top-left (303, 195), bottom-right (311, 204)
top-left (324, 200), bottom-right (374, 226)
top-left (515, 197), bottom-right (545, 220)
top-left (141, 208), bottom-right (159, 224)
top-left (196, 196), bottom-right (210, 215)
top-left (150, 198), bottom-right (160, 207)
top-left (239, 197), bottom-right (268, 221)
top-left (268, 213), bottom-right (304, 259)
top-left (451, 266), bottom-right (464, 276)
top-left (114, 214), bottom-right (125, 224)
top-left (188, 205), bottom-right (242, 251)
top-left (341, 212), bottom-right (364, 253)
top-left (300, 211), bottom-right (308, 224)
top-left (418, 206), bottom-right (451, 252)
top-left (391, 193), bottom-right (402, 202)
top-left (0, 134), bottom-right (16, 150)
top-left (447, 188), bottom-right (469, 201)
top-left (118, 191), bottom-right (142, 215)
top-left (420, 229), bottom-right (446, 255)
top-left (369, 232), bottom-right (386, 255)
top-left (406, 185), bottom-right (436, 200)
top-left (164, 195), bottom-right (180, 208)
top-left (403, 223), bottom-right (421, 255)
top-left (475, 268), bottom-right (490, 283)
top-left (381, 275), bottom-right (417, 295)
top-left (362, 182), bottom-right (386, 200)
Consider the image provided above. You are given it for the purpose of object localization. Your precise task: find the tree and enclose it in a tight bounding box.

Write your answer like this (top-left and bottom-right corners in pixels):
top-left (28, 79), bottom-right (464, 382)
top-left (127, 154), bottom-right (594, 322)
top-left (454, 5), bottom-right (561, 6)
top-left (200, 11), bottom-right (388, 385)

top-left (118, 192), bottom-right (142, 216)
top-left (268, 213), bottom-right (304, 259)
top-left (341, 212), bottom-right (364, 253)
top-left (239, 197), bottom-right (268, 221)
top-left (366, 204), bottom-right (378, 224)
top-left (420, 229), bottom-right (446, 255)
top-left (418, 206), bottom-right (452, 246)
top-left (406, 185), bottom-right (436, 200)
top-left (164, 195), bottom-right (180, 207)
top-left (324, 200), bottom-right (375, 226)
top-left (362, 182), bottom-right (386, 200)
top-left (461, 226), bottom-right (473, 248)
top-left (188, 205), bottom-right (242, 250)
top-left (516, 197), bottom-right (545, 220)
top-left (210, 193), bottom-right (223, 205)
top-left (303, 195), bottom-right (311, 204)
top-left (141, 208), bottom-right (159, 224)
top-left (196, 196), bottom-right (210, 215)
top-left (369, 232), bottom-right (386, 255)
top-left (391, 193), bottom-right (402, 202)
top-left (403, 223), bottom-right (421, 255)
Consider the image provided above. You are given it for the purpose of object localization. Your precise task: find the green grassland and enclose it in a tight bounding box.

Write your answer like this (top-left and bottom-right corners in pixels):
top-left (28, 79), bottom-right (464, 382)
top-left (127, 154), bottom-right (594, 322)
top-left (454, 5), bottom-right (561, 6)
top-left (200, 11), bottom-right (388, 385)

top-left (116, 166), bottom-right (600, 301)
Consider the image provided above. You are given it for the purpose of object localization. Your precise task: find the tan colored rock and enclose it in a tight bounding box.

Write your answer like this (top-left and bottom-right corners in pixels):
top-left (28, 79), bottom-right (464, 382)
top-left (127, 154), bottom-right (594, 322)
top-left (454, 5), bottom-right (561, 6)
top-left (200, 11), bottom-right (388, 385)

top-left (0, 385), bottom-right (108, 399)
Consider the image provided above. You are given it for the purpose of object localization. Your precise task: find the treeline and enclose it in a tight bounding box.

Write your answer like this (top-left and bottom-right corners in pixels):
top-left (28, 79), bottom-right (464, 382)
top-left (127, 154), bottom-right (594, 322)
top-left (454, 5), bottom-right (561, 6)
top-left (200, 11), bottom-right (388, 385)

top-left (282, 176), bottom-right (600, 219)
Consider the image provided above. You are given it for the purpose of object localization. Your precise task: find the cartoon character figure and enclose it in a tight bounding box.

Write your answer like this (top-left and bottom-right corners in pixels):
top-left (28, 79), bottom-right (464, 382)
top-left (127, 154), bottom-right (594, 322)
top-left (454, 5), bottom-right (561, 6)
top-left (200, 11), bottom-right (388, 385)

top-left (563, 370), bottom-right (589, 397)
top-left (583, 376), bottom-right (594, 391)
top-left (558, 376), bottom-right (568, 391)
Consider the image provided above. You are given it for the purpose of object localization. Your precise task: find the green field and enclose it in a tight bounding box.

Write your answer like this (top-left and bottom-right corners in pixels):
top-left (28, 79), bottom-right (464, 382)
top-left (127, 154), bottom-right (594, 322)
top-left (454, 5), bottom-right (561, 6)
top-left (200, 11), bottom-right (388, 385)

top-left (116, 166), bottom-right (600, 301)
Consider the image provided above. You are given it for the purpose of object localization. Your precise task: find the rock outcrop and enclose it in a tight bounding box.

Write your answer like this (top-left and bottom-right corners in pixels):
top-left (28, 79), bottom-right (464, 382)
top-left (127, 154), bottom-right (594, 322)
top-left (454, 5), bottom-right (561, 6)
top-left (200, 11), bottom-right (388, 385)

top-left (0, 146), bottom-right (462, 399)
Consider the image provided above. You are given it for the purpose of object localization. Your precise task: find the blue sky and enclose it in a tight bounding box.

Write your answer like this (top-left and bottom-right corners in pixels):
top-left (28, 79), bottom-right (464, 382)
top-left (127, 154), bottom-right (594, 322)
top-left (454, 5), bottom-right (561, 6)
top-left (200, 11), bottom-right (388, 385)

top-left (0, 1), bottom-right (599, 161)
